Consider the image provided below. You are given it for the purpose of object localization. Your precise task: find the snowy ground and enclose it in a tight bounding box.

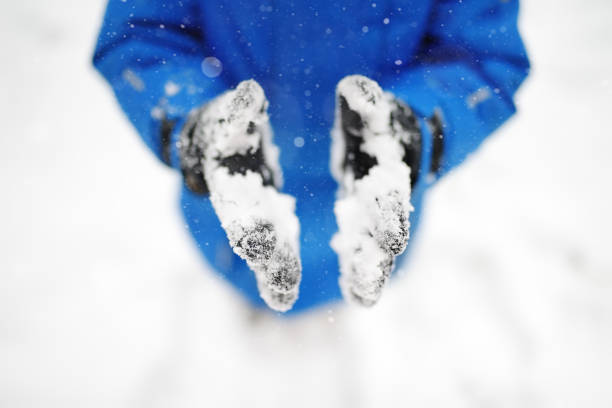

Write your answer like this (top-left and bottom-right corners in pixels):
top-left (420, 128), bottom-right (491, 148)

top-left (1, 1), bottom-right (611, 407)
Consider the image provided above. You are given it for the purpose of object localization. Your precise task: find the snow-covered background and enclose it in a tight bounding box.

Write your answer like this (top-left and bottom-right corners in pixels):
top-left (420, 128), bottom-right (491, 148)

top-left (1, 0), bottom-right (611, 406)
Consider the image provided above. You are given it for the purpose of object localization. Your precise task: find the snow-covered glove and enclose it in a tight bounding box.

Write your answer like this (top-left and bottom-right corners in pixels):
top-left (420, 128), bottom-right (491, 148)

top-left (179, 80), bottom-right (302, 312)
top-left (330, 75), bottom-right (422, 306)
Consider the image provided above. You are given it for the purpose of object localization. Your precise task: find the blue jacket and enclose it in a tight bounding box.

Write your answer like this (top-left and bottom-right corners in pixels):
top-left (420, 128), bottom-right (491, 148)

top-left (93, 0), bottom-right (529, 313)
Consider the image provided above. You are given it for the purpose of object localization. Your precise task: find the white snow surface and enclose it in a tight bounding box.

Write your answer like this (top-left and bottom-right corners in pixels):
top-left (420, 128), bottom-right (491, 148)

top-left (1, 1), bottom-right (612, 407)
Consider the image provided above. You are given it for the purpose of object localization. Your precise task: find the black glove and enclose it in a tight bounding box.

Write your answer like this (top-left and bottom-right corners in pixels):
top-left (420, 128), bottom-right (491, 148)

top-left (178, 80), bottom-right (301, 312)
top-left (330, 75), bottom-right (427, 306)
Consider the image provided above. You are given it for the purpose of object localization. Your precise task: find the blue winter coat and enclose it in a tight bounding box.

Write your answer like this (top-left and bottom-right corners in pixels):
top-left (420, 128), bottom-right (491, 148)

top-left (93, 0), bottom-right (529, 313)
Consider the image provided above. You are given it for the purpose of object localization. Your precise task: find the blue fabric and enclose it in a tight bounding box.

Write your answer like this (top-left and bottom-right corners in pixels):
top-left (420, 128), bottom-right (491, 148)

top-left (93, 0), bottom-right (529, 314)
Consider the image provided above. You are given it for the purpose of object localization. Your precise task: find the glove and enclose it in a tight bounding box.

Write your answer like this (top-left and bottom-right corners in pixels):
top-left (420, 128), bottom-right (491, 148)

top-left (178, 80), bottom-right (302, 312)
top-left (330, 75), bottom-right (423, 306)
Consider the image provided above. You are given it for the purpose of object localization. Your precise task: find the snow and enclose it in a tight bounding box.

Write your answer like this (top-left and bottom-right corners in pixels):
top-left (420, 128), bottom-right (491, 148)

top-left (333, 163), bottom-right (413, 304)
top-left (196, 80), bottom-right (270, 160)
top-left (201, 56), bottom-right (223, 78)
top-left (1, 0), bottom-right (612, 407)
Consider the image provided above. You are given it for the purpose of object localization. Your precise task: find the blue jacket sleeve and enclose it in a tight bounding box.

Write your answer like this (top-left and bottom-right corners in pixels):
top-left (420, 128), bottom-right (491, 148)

top-left (92, 0), bottom-right (227, 168)
top-left (382, 0), bottom-right (530, 181)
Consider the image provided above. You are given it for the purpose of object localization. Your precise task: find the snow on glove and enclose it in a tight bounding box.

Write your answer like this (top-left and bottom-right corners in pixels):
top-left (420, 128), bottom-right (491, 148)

top-left (330, 75), bottom-right (422, 307)
top-left (179, 80), bottom-right (302, 312)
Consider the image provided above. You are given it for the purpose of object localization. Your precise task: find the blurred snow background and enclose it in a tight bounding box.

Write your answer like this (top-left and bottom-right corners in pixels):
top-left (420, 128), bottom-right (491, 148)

top-left (1, 0), bottom-right (611, 406)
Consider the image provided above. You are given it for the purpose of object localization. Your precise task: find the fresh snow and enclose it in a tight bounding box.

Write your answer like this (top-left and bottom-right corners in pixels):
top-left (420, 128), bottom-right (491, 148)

top-left (1, 0), bottom-right (612, 407)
